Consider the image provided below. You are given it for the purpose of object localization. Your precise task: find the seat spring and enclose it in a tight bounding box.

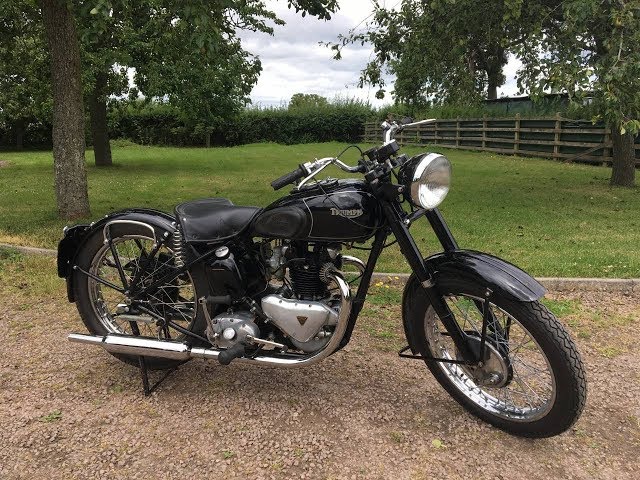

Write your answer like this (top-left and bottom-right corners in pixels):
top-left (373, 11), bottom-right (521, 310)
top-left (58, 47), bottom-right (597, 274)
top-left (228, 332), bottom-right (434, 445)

top-left (172, 227), bottom-right (185, 268)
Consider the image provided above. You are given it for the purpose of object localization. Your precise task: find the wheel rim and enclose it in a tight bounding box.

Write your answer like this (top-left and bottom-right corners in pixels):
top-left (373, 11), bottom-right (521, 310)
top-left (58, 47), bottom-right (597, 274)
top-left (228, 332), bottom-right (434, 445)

top-left (88, 234), bottom-right (196, 338)
top-left (424, 294), bottom-right (556, 422)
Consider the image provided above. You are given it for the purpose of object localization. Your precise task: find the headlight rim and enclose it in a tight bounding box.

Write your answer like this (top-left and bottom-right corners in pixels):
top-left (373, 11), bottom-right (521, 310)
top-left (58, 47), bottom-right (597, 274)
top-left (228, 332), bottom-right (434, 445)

top-left (400, 152), bottom-right (451, 210)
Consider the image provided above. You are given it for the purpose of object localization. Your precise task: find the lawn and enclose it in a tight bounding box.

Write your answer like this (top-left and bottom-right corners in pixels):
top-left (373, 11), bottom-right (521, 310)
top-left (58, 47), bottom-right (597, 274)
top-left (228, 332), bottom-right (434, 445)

top-left (0, 141), bottom-right (638, 277)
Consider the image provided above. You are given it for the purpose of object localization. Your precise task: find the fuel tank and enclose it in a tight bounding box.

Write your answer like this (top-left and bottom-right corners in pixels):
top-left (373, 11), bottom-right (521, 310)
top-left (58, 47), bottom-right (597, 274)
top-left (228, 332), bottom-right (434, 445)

top-left (252, 179), bottom-right (383, 242)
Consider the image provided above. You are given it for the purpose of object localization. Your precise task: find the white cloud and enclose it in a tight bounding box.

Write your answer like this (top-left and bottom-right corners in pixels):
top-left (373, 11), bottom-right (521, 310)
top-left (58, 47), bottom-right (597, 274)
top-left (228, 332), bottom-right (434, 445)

top-left (498, 55), bottom-right (524, 98)
top-left (239, 0), bottom-right (389, 107)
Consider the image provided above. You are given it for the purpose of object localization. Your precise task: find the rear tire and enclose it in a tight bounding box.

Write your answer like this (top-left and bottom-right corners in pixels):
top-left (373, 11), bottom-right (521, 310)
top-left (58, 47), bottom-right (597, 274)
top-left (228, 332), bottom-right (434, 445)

top-left (72, 220), bottom-right (208, 370)
top-left (404, 277), bottom-right (587, 438)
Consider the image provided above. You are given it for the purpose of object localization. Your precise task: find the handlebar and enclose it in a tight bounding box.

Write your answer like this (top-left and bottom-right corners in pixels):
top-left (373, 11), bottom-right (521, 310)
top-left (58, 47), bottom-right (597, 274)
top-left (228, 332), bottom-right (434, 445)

top-left (381, 118), bottom-right (436, 143)
top-left (270, 157), bottom-right (364, 191)
top-left (271, 165), bottom-right (308, 190)
top-left (270, 119), bottom-right (436, 190)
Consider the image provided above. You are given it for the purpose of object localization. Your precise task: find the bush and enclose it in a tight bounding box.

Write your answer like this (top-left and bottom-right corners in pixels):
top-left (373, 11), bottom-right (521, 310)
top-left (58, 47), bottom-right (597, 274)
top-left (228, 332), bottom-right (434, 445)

top-left (108, 101), bottom-right (202, 146)
top-left (107, 99), bottom-right (375, 147)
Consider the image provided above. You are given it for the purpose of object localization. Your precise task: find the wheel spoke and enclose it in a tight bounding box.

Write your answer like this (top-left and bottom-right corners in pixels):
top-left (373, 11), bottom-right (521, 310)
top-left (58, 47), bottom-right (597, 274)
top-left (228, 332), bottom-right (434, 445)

top-left (88, 235), bottom-right (196, 339)
top-left (424, 293), bottom-right (556, 422)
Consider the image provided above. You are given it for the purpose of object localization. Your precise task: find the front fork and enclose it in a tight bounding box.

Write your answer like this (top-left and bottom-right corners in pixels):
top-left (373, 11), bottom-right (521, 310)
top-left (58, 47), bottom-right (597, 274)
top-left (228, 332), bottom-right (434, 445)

top-left (381, 201), bottom-right (479, 364)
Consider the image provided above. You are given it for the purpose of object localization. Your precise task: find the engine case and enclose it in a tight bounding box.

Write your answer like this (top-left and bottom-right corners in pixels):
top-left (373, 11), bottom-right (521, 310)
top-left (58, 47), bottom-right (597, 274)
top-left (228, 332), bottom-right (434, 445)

top-left (261, 295), bottom-right (338, 344)
top-left (205, 311), bottom-right (260, 349)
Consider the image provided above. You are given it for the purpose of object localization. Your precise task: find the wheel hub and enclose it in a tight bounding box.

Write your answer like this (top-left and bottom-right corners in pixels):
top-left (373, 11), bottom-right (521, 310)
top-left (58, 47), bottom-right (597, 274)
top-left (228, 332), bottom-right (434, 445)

top-left (457, 334), bottom-right (512, 388)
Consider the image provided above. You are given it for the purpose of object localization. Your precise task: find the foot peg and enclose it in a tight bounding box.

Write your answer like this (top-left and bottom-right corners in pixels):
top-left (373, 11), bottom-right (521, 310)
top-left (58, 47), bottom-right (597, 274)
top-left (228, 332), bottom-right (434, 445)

top-left (218, 343), bottom-right (246, 365)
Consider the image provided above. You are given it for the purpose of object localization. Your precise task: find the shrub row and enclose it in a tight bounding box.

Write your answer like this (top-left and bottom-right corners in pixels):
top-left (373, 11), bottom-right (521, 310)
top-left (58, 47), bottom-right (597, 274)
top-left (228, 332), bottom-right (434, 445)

top-left (108, 100), bottom-right (375, 147)
top-left (1, 97), bottom-right (597, 149)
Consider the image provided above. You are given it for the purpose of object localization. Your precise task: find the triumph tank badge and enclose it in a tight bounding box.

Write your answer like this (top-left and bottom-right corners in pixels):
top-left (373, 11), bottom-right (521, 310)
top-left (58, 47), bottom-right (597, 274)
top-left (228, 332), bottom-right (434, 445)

top-left (296, 316), bottom-right (308, 326)
top-left (330, 208), bottom-right (364, 218)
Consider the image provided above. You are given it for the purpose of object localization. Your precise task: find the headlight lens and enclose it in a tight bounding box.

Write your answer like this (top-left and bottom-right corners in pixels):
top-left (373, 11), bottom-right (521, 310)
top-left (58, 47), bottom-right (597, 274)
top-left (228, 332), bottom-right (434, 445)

top-left (406, 153), bottom-right (451, 209)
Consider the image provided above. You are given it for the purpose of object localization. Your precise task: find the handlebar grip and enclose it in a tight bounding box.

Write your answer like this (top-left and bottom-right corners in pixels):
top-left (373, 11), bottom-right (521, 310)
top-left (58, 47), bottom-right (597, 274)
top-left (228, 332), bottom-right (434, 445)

top-left (271, 165), bottom-right (307, 190)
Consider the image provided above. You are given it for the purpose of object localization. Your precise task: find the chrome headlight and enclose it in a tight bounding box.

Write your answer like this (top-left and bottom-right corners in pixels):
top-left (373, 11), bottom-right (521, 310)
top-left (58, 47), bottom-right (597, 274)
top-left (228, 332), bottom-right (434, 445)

top-left (399, 153), bottom-right (451, 209)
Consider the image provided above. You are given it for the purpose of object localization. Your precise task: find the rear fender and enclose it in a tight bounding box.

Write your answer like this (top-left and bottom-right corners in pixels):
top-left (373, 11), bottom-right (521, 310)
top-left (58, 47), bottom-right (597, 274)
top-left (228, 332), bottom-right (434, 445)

top-left (57, 208), bottom-right (176, 302)
top-left (401, 249), bottom-right (545, 352)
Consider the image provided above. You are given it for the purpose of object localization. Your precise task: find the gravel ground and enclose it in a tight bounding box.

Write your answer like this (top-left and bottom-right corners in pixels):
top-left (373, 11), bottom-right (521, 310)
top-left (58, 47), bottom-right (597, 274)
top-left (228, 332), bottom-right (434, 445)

top-left (1, 287), bottom-right (639, 480)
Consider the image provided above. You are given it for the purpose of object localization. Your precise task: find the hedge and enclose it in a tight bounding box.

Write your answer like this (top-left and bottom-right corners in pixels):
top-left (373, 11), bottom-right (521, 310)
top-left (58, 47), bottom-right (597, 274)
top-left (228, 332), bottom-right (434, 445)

top-left (0, 97), bottom-right (597, 150)
top-left (108, 101), bottom-right (375, 147)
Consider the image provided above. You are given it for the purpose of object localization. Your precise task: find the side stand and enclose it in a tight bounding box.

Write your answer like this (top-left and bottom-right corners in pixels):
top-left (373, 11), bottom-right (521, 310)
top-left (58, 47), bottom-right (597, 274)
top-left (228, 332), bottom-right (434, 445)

top-left (138, 355), bottom-right (178, 397)
top-left (128, 319), bottom-right (177, 396)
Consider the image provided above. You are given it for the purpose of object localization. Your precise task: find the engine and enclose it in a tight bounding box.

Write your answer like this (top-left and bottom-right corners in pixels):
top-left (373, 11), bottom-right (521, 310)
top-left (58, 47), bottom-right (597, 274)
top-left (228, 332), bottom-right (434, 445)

top-left (259, 241), bottom-right (344, 352)
top-left (203, 240), bottom-right (354, 354)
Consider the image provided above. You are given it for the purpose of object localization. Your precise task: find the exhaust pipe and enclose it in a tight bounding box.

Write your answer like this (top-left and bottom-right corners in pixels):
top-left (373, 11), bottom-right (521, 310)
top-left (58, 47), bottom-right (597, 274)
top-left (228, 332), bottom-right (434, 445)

top-left (68, 273), bottom-right (352, 368)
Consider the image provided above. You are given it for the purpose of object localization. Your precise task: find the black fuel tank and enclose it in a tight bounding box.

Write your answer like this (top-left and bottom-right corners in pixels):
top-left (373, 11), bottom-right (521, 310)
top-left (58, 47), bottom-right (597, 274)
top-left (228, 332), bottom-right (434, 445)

top-left (252, 179), bottom-right (382, 242)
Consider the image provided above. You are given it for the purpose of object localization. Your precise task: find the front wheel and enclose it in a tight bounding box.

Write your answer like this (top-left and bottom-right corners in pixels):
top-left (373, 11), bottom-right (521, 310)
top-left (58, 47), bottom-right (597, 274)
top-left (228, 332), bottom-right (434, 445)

top-left (405, 279), bottom-right (586, 438)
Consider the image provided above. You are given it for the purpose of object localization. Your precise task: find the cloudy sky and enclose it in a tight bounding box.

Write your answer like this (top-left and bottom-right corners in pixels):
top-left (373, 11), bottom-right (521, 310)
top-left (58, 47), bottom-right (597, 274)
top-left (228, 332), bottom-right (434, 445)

top-left (239, 0), bottom-right (521, 107)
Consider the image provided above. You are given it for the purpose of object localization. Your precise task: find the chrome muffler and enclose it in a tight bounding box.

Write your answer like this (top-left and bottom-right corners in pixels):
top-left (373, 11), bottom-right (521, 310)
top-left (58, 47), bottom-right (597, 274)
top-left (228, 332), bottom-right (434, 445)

top-left (68, 273), bottom-right (352, 368)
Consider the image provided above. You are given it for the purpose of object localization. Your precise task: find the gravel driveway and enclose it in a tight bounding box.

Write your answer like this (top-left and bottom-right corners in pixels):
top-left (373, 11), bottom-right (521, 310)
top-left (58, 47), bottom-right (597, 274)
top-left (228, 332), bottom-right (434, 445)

top-left (1, 282), bottom-right (639, 479)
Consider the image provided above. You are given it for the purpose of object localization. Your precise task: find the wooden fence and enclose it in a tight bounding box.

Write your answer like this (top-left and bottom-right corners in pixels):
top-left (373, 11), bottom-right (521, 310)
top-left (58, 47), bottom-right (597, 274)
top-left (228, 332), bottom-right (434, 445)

top-left (362, 114), bottom-right (640, 165)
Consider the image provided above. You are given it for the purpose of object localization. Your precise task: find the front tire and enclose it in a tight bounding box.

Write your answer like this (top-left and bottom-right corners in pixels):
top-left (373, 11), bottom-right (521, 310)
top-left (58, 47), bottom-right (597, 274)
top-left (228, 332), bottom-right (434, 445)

top-left (404, 278), bottom-right (587, 438)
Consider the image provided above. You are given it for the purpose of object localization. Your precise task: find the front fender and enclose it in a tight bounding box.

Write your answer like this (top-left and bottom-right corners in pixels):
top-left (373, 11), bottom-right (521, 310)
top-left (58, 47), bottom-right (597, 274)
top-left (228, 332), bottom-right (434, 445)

top-left (422, 249), bottom-right (545, 302)
top-left (57, 208), bottom-right (175, 301)
top-left (401, 250), bottom-right (545, 352)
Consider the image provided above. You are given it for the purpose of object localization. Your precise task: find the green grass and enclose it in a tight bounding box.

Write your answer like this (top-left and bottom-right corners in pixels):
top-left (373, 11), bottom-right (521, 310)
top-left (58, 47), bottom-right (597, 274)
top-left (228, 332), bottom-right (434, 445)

top-left (0, 142), bottom-right (639, 277)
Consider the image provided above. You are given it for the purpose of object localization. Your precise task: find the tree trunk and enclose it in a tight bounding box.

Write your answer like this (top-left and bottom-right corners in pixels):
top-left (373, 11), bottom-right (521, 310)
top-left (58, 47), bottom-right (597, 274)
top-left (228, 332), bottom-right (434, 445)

top-left (41, 0), bottom-right (90, 219)
top-left (487, 82), bottom-right (498, 101)
top-left (610, 127), bottom-right (636, 187)
top-left (89, 72), bottom-right (112, 166)
top-left (484, 46), bottom-right (505, 101)
top-left (14, 118), bottom-right (25, 150)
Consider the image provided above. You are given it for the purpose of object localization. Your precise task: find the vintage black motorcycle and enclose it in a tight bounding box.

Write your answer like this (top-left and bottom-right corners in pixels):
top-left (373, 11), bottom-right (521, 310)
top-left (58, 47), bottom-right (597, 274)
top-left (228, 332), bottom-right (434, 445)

top-left (58, 119), bottom-right (586, 438)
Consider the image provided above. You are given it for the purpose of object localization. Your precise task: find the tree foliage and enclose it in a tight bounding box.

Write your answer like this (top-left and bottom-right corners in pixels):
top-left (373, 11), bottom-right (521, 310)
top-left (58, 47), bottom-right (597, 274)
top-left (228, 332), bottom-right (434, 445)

top-left (289, 93), bottom-right (329, 109)
top-left (82, 1), bottom-right (340, 157)
top-left (513, 0), bottom-right (640, 186)
top-left (334, 0), bottom-right (638, 186)
top-left (0, 1), bottom-right (51, 149)
top-left (331, 0), bottom-right (516, 104)
top-left (2, 0), bottom-right (340, 217)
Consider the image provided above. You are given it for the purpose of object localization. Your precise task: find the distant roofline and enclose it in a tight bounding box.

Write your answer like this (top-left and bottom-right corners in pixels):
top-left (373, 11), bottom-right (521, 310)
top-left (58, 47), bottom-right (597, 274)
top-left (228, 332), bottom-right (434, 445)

top-left (485, 92), bottom-right (594, 104)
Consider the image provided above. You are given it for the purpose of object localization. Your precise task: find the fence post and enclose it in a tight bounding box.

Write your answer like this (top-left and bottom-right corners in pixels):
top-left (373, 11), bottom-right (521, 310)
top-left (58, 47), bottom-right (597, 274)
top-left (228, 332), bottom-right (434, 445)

top-left (603, 127), bottom-right (611, 166)
top-left (456, 118), bottom-right (460, 148)
top-left (206, 132), bottom-right (211, 148)
top-left (554, 112), bottom-right (562, 161)
top-left (482, 115), bottom-right (487, 149)
top-left (435, 120), bottom-right (439, 146)
top-left (514, 114), bottom-right (520, 154)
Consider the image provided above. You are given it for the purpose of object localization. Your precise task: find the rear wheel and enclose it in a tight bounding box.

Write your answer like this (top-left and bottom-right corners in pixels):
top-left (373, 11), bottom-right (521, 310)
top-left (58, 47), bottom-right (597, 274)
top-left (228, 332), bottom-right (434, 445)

top-left (72, 221), bottom-right (207, 370)
top-left (405, 279), bottom-right (586, 437)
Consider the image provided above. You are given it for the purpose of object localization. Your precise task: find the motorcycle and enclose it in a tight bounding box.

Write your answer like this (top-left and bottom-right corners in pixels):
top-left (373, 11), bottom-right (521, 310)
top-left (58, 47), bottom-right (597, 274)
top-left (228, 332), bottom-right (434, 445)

top-left (58, 118), bottom-right (586, 438)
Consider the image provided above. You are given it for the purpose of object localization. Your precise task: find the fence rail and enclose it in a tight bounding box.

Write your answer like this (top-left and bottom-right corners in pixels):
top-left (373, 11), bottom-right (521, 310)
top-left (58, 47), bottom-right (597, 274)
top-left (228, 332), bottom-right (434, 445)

top-left (362, 114), bottom-right (640, 165)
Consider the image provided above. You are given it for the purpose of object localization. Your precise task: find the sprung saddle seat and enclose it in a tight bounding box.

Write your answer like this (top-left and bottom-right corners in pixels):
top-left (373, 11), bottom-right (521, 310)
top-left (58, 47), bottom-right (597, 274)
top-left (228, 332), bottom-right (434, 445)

top-left (175, 198), bottom-right (261, 243)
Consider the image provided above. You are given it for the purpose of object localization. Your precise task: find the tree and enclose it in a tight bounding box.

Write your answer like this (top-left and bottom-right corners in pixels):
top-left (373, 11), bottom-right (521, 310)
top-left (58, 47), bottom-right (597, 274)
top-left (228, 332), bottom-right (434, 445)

top-left (514, 0), bottom-right (640, 187)
top-left (82, 1), bottom-right (340, 163)
top-left (34, 0), bottom-right (340, 218)
top-left (77, 3), bottom-right (131, 167)
top-left (40, 0), bottom-right (90, 218)
top-left (0, 1), bottom-right (51, 149)
top-left (331, 1), bottom-right (516, 104)
top-left (289, 93), bottom-right (329, 109)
